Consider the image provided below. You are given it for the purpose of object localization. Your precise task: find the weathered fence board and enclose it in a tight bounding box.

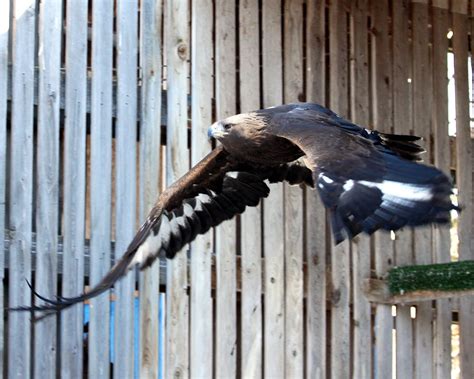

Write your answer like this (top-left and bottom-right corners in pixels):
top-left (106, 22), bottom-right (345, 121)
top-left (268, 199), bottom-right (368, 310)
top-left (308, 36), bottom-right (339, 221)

top-left (165, 0), bottom-right (190, 377)
top-left (452, 2), bottom-right (474, 377)
top-left (371, 1), bottom-right (394, 377)
top-left (114, 0), bottom-right (139, 377)
top-left (305, 1), bottom-right (327, 377)
top-left (261, 2), bottom-right (285, 378)
top-left (190, 0), bottom-right (213, 377)
top-left (432, 2), bottom-right (452, 377)
top-left (0, 0), bottom-right (9, 375)
top-left (8, 1), bottom-right (36, 377)
top-left (283, 1), bottom-right (304, 377)
top-left (329, 1), bottom-right (351, 377)
top-left (89, 0), bottom-right (113, 377)
top-left (412, 2), bottom-right (435, 377)
top-left (350, 1), bottom-right (372, 377)
top-left (61, 0), bottom-right (88, 376)
top-left (392, 0), bottom-right (415, 377)
top-left (35, 0), bottom-right (62, 377)
top-left (138, 1), bottom-right (162, 377)
top-left (239, 0), bottom-right (263, 377)
top-left (215, 1), bottom-right (238, 377)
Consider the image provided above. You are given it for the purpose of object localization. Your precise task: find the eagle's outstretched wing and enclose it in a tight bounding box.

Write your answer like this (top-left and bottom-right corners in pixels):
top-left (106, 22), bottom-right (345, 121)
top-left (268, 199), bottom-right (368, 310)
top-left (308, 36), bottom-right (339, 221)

top-left (14, 145), bottom-right (313, 317)
top-left (267, 104), bottom-right (458, 243)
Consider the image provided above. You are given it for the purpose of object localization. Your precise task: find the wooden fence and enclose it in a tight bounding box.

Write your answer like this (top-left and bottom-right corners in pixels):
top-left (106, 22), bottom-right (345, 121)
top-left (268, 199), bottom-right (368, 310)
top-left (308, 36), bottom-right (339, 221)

top-left (1, 0), bottom-right (473, 378)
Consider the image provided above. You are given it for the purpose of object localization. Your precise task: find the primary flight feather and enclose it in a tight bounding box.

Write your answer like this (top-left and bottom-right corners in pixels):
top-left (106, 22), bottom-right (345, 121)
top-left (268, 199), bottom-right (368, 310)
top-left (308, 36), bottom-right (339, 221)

top-left (14, 102), bottom-right (459, 316)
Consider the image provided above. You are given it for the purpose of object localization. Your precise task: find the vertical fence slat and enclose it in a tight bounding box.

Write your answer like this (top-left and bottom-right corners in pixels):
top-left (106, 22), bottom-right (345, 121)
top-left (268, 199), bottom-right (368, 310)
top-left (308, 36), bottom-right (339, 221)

top-left (239, 0), bottom-right (262, 377)
top-left (35, 0), bottom-right (62, 377)
top-left (452, 2), bottom-right (474, 378)
top-left (190, 1), bottom-right (213, 377)
top-left (283, 1), bottom-right (304, 377)
top-left (329, 1), bottom-right (351, 377)
top-left (61, 0), bottom-right (88, 376)
top-left (350, 2), bottom-right (372, 378)
top-left (392, 1), bottom-right (415, 377)
top-left (165, 0), bottom-right (190, 377)
top-left (215, 0), bottom-right (237, 377)
top-left (89, 0), bottom-right (113, 377)
top-left (114, 0), bottom-right (139, 377)
top-left (138, 0), bottom-right (162, 377)
top-left (371, 1), bottom-right (394, 378)
top-left (0, 1), bottom-right (9, 374)
top-left (431, 2), bottom-right (452, 378)
top-left (412, 2), bottom-right (435, 377)
top-left (305, 1), bottom-right (327, 377)
top-left (262, 1), bottom-right (285, 377)
top-left (9, 0), bottom-right (36, 377)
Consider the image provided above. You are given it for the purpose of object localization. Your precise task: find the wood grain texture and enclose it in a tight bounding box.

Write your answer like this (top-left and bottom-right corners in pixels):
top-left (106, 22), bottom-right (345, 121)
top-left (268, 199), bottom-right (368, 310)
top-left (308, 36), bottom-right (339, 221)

top-left (0, 0), bottom-right (8, 374)
top-left (350, 1), bottom-right (372, 377)
top-left (190, 0), bottom-right (213, 377)
top-left (165, 0), bottom-right (190, 377)
top-left (283, 1), bottom-right (304, 378)
top-left (262, 1), bottom-right (285, 377)
top-left (412, 2), bottom-right (434, 377)
top-left (432, 5), bottom-right (452, 379)
top-left (114, 1), bottom-right (139, 377)
top-left (239, 0), bottom-right (262, 377)
top-left (61, 0), bottom-right (88, 376)
top-left (89, 0), bottom-right (113, 377)
top-left (215, 1), bottom-right (237, 377)
top-left (371, 1), bottom-right (395, 378)
top-left (392, 1), bottom-right (414, 377)
top-left (35, 0), bottom-right (62, 377)
top-left (8, 0), bottom-right (36, 377)
top-left (138, 0), bottom-right (162, 377)
top-left (329, 1), bottom-right (351, 377)
top-left (305, 1), bottom-right (327, 377)
top-left (452, 6), bottom-right (473, 378)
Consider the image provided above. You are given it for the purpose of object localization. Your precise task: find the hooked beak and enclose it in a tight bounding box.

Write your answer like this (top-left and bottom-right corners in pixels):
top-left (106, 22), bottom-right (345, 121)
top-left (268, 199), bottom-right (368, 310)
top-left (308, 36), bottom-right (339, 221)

top-left (208, 121), bottom-right (227, 140)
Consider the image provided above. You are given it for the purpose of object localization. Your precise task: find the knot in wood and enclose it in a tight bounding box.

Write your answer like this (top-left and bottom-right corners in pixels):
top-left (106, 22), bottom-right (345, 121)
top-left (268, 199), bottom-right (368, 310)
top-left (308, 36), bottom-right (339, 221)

top-left (331, 288), bottom-right (341, 305)
top-left (176, 42), bottom-right (188, 60)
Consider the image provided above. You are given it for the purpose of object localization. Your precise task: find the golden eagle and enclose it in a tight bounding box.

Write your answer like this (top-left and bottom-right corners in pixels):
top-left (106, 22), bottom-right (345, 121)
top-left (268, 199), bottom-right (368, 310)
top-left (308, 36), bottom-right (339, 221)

top-left (16, 103), bottom-right (459, 314)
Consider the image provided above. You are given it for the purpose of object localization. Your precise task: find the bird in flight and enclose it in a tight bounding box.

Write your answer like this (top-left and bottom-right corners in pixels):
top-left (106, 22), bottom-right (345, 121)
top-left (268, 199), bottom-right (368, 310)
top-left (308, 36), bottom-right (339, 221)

top-left (15, 102), bottom-right (459, 316)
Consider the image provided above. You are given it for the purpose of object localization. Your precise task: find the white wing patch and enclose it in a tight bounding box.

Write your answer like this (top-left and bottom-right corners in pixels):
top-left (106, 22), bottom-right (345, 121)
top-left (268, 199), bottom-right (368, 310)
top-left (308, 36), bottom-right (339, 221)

top-left (357, 180), bottom-right (433, 201)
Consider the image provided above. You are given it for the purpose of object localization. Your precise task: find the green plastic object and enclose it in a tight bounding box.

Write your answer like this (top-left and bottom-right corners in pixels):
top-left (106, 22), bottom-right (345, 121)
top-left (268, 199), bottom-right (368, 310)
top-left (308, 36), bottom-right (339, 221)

top-left (388, 260), bottom-right (474, 295)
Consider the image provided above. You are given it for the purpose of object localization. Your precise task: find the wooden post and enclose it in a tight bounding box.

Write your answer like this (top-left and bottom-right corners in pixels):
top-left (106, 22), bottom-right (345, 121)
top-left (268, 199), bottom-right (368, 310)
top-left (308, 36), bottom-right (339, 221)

top-left (239, 0), bottom-right (263, 377)
top-left (89, 0), bottom-right (113, 377)
top-left (350, 1), bottom-right (372, 378)
top-left (329, 1), bottom-right (351, 377)
top-left (262, 1), bottom-right (285, 377)
top-left (0, 0), bottom-right (8, 373)
top-left (371, 0), bottom-right (395, 376)
top-left (190, 0), bottom-right (213, 377)
top-left (283, 1), bottom-right (304, 377)
top-left (215, 1), bottom-right (237, 377)
top-left (431, 1), bottom-right (452, 377)
top-left (114, 0), bottom-right (139, 377)
top-left (452, 1), bottom-right (473, 377)
top-left (138, 0), bottom-right (162, 377)
top-left (8, 0), bottom-right (36, 377)
top-left (305, 1), bottom-right (327, 377)
top-left (61, 0), bottom-right (88, 376)
top-left (35, 0), bottom-right (62, 377)
top-left (412, 1), bottom-right (436, 377)
top-left (392, 0), bottom-right (415, 377)
top-left (165, 0), bottom-right (190, 377)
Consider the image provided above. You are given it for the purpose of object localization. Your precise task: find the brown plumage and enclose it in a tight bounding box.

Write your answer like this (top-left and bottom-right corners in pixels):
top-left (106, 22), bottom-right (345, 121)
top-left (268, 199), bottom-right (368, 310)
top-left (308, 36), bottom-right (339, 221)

top-left (12, 102), bottom-right (458, 317)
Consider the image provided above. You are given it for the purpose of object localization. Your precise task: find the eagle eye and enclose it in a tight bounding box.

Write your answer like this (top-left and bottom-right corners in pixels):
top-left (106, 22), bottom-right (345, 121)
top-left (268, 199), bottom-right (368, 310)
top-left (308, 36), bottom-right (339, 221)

top-left (223, 122), bottom-right (233, 130)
